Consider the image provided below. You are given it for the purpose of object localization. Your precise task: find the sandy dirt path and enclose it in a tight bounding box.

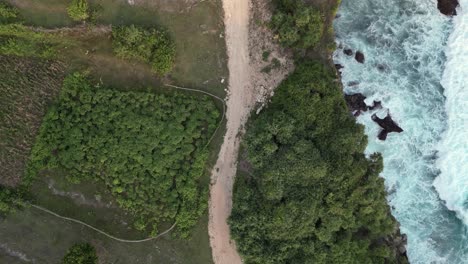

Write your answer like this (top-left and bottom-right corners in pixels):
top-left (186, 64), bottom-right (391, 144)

top-left (208, 0), bottom-right (252, 263)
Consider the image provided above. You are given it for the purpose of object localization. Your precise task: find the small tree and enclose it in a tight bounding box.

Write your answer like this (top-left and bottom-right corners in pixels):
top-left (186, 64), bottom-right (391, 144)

top-left (62, 243), bottom-right (97, 264)
top-left (67, 0), bottom-right (89, 22)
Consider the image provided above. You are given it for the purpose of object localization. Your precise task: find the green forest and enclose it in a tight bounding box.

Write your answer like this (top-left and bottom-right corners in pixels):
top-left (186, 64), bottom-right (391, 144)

top-left (230, 62), bottom-right (405, 263)
top-left (27, 73), bottom-right (220, 236)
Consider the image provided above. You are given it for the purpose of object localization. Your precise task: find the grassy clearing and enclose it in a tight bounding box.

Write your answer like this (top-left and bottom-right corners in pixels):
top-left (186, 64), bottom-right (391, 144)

top-left (7, 0), bottom-right (228, 97)
top-left (0, 207), bottom-right (212, 263)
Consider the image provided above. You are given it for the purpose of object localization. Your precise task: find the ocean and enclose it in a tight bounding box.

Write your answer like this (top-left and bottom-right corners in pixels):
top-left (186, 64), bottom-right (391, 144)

top-left (333, 0), bottom-right (468, 263)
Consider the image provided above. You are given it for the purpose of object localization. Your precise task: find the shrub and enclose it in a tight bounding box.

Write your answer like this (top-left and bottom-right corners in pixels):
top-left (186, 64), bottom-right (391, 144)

top-left (67, 0), bottom-right (90, 22)
top-left (0, 3), bottom-right (18, 24)
top-left (112, 25), bottom-right (176, 75)
top-left (62, 243), bottom-right (97, 264)
top-left (270, 0), bottom-right (324, 49)
top-left (0, 186), bottom-right (27, 216)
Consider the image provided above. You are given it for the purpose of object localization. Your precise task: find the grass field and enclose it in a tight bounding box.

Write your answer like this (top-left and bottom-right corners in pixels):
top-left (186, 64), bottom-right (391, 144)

top-left (0, 0), bottom-right (228, 262)
top-left (7, 0), bottom-right (228, 97)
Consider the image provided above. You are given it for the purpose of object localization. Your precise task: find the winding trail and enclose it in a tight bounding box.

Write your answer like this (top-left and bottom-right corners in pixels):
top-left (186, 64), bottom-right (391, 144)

top-left (30, 204), bottom-right (176, 243)
top-left (208, 0), bottom-right (253, 263)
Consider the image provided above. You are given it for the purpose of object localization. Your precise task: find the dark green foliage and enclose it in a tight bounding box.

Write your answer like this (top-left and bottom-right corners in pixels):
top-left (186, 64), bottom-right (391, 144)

top-left (112, 25), bottom-right (176, 75)
top-left (230, 62), bottom-right (398, 263)
top-left (271, 0), bottom-right (324, 49)
top-left (62, 243), bottom-right (97, 264)
top-left (67, 0), bottom-right (90, 22)
top-left (27, 73), bottom-right (219, 236)
top-left (0, 186), bottom-right (27, 215)
top-left (0, 3), bottom-right (18, 24)
top-left (262, 50), bottom-right (271, 61)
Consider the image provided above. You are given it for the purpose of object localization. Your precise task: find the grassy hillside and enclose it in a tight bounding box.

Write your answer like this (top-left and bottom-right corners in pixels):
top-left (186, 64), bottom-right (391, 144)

top-left (0, 1), bottom-right (228, 262)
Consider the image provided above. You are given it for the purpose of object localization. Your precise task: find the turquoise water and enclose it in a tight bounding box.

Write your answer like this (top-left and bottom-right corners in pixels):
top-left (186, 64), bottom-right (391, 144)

top-left (333, 0), bottom-right (468, 263)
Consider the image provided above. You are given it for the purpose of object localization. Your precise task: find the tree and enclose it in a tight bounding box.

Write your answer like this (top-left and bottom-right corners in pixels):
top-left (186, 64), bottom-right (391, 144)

top-left (62, 243), bottom-right (97, 264)
top-left (67, 0), bottom-right (89, 22)
top-left (28, 73), bottom-right (220, 237)
top-left (229, 62), bottom-right (404, 263)
top-left (270, 0), bottom-right (324, 49)
top-left (112, 25), bottom-right (176, 75)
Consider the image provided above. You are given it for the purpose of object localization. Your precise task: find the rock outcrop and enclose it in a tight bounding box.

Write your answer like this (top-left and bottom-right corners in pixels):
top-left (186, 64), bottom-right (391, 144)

top-left (372, 113), bottom-right (403, 140)
top-left (355, 51), bottom-right (365, 63)
top-left (345, 93), bottom-right (367, 113)
top-left (344, 49), bottom-right (353, 56)
top-left (437, 0), bottom-right (459, 16)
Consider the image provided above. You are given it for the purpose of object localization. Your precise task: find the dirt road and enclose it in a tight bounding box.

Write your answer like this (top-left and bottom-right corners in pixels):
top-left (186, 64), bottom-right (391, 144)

top-left (208, 0), bottom-right (252, 263)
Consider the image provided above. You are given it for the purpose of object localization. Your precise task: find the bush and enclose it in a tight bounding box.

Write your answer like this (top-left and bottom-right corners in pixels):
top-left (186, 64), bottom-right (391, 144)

top-left (27, 73), bottom-right (220, 236)
top-left (62, 243), bottom-right (97, 264)
top-left (0, 186), bottom-right (27, 216)
top-left (112, 25), bottom-right (176, 75)
top-left (67, 0), bottom-right (90, 22)
top-left (270, 0), bottom-right (324, 49)
top-left (230, 62), bottom-right (400, 263)
top-left (0, 3), bottom-right (18, 24)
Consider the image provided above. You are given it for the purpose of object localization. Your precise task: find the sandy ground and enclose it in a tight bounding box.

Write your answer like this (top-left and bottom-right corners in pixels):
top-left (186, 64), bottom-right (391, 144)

top-left (208, 0), bottom-right (294, 263)
top-left (208, 0), bottom-right (252, 263)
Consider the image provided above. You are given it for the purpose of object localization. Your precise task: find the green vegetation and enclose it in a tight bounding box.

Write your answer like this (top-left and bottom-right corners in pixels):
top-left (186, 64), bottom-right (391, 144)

top-left (112, 25), bottom-right (176, 75)
top-left (0, 3), bottom-right (18, 24)
top-left (67, 0), bottom-right (90, 22)
top-left (230, 62), bottom-right (402, 263)
top-left (271, 0), bottom-right (324, 49)
top-left (0, 186), bottom-right (27, 215)
top-left (62, 243), bottom-right (97, 264)
top-left (262, 50), bottom-right (271, 61)
top-left (27, 73), bottom-right (220, 236)
top-left (0, 55), bottom-right (65, 186)
top-left (0, 4), bottom-right (59, 58)
top-left (0, 0), bottom-right (225, 262)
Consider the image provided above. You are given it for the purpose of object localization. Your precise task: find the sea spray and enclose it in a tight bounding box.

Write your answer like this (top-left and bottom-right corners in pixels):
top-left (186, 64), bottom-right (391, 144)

top-left (333, 0), bottom-right (468, 263)
top-left (435, 0), bottom-right (468, 227)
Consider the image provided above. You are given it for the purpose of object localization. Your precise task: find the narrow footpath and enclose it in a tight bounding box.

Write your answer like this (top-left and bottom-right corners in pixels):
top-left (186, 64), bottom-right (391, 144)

top-left (208, 0), bottom-right (252, 263)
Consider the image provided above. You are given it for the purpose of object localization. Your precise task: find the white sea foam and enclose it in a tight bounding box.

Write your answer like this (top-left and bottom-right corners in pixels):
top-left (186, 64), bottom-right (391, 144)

top-left (435, 0), bottom-right (468, 226)
top-left (334, 0), bottom-right (468, 263)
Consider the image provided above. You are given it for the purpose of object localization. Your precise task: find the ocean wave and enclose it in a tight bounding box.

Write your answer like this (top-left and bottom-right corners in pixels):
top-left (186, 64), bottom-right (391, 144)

top-left (334, 0), bottom-right (468, 263)
top-left (435, 0), bottom-right (468, 227)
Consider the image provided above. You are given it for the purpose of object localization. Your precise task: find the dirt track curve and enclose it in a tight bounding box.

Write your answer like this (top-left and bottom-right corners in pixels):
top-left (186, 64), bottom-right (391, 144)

top-left (208, 0), bottom-right (253, 263)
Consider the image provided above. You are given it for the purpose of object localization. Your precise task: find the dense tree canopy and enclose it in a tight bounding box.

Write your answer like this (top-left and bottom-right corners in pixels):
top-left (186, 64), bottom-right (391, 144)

top-left (271, 0), bottom-right (324, 49)
top-left (27, 73), bottom-right (220, 236)
top-left (112, 25), bottom-right (176, 75)
top-left (230, 62), bottom-right (403, 263)
top-left (62, 243), bottom-right (97, 264)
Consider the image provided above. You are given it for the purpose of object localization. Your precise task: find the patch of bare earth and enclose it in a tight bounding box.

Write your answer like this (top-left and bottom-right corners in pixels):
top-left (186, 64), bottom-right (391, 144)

top-left (208, 0), bottom-right (251, 263)
top-left (249, 0), bottom-right (294, 113)
top-left (208, 0), bottom-right (293, 263)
